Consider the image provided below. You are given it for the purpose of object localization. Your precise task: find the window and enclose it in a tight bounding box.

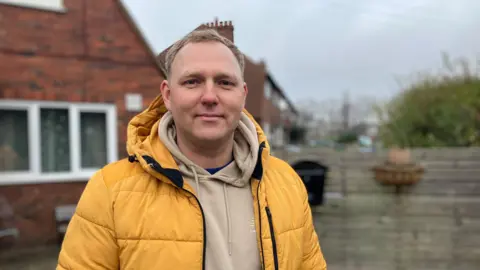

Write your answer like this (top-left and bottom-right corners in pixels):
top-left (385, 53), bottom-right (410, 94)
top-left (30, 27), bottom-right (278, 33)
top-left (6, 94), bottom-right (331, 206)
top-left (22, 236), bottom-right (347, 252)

top-left (80, 112), bottom-right (108, 168)
top-left (271, 92), bottom-right (280, 108)
top-left (0, 0), bottom-right (66, 12)
top-left (278, 99), bottom-right (287, 111)
top-left (0, 110), bottom-right (29, 172)
top-left (263, 122), bottom-right (271, 139)
top-left (272, 126), bottom-right (284, 147)
top-left (264, 81), bottom-right (272, 100)
top-left (41, 108), bottom-right (70, 172)
top-left (0, 100), bottom-right (117, 185)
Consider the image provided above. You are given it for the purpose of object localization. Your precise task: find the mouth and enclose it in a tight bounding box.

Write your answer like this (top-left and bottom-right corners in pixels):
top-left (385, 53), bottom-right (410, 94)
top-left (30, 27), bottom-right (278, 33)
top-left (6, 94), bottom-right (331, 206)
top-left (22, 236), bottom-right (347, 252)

top-left (196, 114), bottom-right (223, 121)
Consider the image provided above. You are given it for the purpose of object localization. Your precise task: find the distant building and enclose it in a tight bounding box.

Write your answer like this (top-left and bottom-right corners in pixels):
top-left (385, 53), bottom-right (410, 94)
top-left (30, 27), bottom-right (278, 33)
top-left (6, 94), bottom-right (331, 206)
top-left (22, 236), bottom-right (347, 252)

top-left (0, 0), bottom-right (164, 248)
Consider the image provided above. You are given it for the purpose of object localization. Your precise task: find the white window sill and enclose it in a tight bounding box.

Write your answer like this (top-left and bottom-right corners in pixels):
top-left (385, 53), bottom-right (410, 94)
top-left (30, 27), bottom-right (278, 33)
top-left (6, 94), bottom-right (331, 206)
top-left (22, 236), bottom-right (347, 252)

top-left (0, 170), bottom-right (97, 185)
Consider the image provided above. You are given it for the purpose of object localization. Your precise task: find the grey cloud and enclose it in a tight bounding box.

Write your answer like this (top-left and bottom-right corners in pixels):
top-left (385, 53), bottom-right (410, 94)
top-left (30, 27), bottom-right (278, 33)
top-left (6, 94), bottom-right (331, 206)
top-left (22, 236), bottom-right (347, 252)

top-left (123, 0), bottom-right (480, 103)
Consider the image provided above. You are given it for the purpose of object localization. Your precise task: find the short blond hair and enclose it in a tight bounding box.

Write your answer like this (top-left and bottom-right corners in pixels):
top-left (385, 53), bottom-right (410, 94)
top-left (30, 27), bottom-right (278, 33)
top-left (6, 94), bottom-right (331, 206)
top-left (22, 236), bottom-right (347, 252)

top-left (164, 29), bottom-right (245, 78)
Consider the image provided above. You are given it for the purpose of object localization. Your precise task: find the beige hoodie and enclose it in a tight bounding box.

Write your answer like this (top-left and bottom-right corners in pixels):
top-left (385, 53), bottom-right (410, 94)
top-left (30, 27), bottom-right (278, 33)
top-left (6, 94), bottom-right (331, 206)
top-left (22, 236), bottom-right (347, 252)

top-left (158, 111), bottom-right (261, 270)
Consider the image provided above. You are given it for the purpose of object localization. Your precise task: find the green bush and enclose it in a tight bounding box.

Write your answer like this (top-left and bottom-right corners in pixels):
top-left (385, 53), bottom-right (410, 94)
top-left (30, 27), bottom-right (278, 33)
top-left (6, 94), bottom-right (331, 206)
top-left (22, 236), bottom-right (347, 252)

top-left (336, 131), bottom-right (358, 144)
top-left (377, 54), bottom-right (480, 148)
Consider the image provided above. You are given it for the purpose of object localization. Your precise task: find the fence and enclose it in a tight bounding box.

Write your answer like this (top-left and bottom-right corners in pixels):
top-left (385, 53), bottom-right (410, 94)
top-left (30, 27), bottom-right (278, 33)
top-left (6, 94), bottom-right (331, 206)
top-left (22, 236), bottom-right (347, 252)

top-left (275, 147), bottom-right (480, 269)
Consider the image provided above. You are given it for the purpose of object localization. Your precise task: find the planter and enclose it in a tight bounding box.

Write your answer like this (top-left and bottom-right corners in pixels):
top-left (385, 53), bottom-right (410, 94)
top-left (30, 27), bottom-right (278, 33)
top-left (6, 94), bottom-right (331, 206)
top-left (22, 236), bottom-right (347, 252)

top-left (387, 148), bottom-right (411, 165)
top-left (372, 163), bottom-right (424, 186)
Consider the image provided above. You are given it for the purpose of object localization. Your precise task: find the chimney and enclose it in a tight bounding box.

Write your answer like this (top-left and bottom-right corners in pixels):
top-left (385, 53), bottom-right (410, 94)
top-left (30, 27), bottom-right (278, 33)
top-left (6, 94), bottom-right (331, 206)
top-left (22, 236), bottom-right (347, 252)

top-left (200, 17), bottom-right (235, 42)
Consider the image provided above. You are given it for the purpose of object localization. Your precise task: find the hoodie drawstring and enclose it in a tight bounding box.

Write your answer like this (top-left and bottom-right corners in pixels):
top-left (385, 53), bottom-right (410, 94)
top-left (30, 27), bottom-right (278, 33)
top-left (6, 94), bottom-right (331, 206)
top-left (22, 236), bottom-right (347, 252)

top-left (223, 183), bottom-right (232, 255)
top-left (191, 166), bottom-right (201, 201)
top-left (190, 166), bottom-right (233, 256)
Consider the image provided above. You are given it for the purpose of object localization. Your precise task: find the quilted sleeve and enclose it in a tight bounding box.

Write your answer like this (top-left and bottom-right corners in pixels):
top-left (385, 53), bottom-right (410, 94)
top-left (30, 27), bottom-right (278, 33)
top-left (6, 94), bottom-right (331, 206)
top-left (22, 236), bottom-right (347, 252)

top-left (297, 174), bottom-right (327, 270)
top-left (57, 170), bottom-right (119, 270)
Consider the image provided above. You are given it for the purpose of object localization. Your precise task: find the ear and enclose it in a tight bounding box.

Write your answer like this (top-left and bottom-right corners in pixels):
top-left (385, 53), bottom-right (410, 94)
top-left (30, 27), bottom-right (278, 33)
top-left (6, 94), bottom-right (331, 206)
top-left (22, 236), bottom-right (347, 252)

top-left (160, 80), bottom-right (171, 110)
top-left (242, 82), bottom-right (249, 106)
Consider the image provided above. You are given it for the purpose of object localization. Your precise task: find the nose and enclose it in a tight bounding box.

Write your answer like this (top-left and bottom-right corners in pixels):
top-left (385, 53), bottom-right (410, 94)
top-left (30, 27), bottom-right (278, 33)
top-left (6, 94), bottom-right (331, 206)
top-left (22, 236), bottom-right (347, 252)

top-left (200, 79), bottom-right (218, 106)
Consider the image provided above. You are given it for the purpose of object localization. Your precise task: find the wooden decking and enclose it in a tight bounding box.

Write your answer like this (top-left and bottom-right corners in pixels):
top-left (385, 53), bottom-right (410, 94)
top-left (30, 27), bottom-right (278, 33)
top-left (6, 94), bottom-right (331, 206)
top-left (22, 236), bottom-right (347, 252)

top-left (315, 194), bottom-right (480, 270)
top-left (1, 193), bottom-right (479, 269)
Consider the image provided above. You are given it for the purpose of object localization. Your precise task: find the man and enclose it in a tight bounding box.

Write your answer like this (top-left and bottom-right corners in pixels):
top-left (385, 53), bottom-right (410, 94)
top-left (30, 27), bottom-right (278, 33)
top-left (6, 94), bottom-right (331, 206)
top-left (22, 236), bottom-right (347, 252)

top-left (57, 29), bottom-right (326, 270)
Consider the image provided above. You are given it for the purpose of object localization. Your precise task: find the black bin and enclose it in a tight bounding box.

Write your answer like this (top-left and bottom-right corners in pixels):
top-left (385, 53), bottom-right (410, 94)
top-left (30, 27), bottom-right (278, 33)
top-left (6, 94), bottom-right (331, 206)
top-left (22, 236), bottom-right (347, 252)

top-left (293, 161), bottom-right (328, 206)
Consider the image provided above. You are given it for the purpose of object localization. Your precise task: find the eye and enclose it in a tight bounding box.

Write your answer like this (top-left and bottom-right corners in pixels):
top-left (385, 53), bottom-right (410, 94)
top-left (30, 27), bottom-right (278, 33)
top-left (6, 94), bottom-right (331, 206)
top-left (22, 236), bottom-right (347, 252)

top-left (219, 80), bottom-right (235, 87)
top-left (183, 79), bottom-right (200, 87)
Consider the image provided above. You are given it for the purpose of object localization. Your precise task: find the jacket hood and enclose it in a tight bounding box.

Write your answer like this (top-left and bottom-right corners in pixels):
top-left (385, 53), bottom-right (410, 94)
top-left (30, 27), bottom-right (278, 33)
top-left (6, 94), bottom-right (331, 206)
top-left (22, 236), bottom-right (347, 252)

top-left (126, 94), bottom-right (270, 184)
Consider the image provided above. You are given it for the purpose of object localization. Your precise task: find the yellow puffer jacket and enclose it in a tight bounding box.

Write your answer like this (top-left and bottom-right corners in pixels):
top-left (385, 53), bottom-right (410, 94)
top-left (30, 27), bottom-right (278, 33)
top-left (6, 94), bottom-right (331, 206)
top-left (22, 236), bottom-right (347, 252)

top-left (57, 95), bottom-right (327, 270)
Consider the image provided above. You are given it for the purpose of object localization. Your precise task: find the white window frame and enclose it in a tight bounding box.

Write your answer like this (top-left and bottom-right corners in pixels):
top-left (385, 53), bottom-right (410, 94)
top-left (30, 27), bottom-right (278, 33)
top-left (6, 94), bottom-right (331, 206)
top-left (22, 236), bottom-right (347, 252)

top-left (264, 81), bottom-right (272, 100)
top-left (0, 0), bottom-right (67, 13)
top-left (0, 100), bottom-right (117, 185)
top-left (263, 122), bottom-right (271, 139)
top-left (271, 91), bottom-right (279, 108)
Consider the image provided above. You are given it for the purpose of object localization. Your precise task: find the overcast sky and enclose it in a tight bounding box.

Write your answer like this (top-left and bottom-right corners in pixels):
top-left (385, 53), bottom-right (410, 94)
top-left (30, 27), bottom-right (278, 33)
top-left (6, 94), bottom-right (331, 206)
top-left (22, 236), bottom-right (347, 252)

top-left (123, 0), bottom-right (480, 104)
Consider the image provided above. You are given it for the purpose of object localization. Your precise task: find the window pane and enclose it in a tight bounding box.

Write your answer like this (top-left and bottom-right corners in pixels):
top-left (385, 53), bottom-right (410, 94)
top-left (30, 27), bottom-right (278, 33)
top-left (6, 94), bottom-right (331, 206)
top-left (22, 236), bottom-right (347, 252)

top-left (41, 108), bottom-right (70, 172)
top-left (80, 112), bottom-right (107, 168)
top-left (264, 82), bottom-right (271, 99)
top-left (0, 109), bottom-right (29, 171)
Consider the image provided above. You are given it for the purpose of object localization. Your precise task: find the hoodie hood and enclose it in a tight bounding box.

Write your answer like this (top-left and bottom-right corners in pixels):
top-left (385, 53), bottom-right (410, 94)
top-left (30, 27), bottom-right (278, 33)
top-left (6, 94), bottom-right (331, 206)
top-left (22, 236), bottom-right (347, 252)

top-left (158, 111), bottom-right (259, 188)
top-left (126, 94), bottom-right (270, 184)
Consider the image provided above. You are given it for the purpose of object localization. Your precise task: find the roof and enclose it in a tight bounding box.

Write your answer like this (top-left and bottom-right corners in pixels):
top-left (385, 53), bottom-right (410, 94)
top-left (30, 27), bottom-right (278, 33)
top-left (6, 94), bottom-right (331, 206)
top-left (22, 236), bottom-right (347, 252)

top-left (266, 72), bottom-right (298, 114)
top-left (0, 0), bottom-right (166, 78)
top-left (117, 0), bottom-right (166, 78)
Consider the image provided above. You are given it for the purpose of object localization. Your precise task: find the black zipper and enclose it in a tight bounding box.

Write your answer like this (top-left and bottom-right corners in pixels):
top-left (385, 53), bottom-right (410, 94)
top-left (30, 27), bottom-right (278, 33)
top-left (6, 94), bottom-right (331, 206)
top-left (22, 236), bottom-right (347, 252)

top-left (256, 181), bottom-right (266, 270)
top-left (146, 158), bottom-right (207, 270)
top-left (266, 207), bottom-right (279, 270)
top-left (184, 189), bottom-right (207, 270)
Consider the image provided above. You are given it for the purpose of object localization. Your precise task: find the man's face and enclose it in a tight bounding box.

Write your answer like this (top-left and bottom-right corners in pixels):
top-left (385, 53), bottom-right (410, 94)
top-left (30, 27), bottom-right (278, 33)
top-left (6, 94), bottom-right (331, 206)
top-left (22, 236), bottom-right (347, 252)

top-left (161, 41), bottom-right (248, 145)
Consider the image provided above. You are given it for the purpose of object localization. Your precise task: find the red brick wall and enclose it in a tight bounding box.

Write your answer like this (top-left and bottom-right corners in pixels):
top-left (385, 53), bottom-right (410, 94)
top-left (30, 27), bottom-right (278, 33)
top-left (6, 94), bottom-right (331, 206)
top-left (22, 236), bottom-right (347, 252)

top-left (0, 0), bottom-right (163, 158)
top-left (244, 57), bottom-right (266, 120)
top-left (264, 97), bottom-right (282, 127)
top-left (0, 0), bottom-right (163, 248)
top-left (0, 0), bottom-right (154, 62)
top-left (0, 182), bottom-right (86, 248)
top-left (197, 22), bottom-right (234, 42)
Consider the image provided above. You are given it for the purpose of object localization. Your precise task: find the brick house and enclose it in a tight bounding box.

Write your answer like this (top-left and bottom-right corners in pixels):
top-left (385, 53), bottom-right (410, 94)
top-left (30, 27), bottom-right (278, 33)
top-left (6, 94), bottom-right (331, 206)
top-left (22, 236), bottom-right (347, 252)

top-left (157, 19), bottom-right (298, 148)
top-left (0, 0), bottom-right (166, 248)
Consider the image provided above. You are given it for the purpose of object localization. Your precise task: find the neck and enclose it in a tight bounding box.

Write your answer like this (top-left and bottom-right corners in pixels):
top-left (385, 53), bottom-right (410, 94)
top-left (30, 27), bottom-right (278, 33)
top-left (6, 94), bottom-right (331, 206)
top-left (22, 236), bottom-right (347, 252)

top-left (176, 132), bottom-right (234, 169)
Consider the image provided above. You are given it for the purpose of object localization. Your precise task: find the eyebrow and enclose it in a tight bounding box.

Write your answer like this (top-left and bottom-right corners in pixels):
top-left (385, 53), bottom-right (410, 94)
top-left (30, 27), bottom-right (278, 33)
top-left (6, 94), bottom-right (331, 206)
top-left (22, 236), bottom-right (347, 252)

top-left (178, 71), bottom-right (239, 82)
top-left (214, 72), bottom-right (239, 83)
top-left (179, 71), bottom-right (203, 79)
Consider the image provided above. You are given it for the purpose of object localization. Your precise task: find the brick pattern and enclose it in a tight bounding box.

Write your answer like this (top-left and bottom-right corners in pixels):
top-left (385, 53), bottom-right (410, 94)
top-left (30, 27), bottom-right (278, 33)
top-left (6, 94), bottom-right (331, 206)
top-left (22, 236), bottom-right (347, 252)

top-left (196, 20), bottom-right (234, 42)
top-left (244, 57), bottom-right (266, 120)
top-left (0, 0), bottom-right (163, 248)
top-left (0, 0), bottom-right (164, 157)
top-left (0, 183), bottom-right (86, 247)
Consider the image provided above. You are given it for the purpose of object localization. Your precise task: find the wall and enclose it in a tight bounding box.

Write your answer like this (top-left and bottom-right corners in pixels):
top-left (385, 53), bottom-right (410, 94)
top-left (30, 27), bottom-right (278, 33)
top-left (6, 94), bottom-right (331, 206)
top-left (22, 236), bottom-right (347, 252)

top-left (0, 183), bottom-right (85, 247)
top-left (276, 147), bottom-right (480, 269)
top-left (280, 147), bottom-right (480, 196)
top-left (0, 0), bottom-right (163, 248)
top-left (243, 56), bottom-right (266, 120)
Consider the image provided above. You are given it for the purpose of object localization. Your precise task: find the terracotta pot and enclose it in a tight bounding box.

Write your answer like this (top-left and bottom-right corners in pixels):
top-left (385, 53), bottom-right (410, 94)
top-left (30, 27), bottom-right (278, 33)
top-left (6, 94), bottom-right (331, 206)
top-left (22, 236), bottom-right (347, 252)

top-left (387, 148), bottom-right (411, 165)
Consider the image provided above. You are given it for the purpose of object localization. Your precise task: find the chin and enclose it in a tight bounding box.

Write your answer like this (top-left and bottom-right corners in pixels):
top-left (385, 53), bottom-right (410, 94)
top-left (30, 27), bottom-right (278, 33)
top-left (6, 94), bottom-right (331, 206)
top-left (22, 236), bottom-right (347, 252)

top-left (193, 128), bottom-right (229, 142)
